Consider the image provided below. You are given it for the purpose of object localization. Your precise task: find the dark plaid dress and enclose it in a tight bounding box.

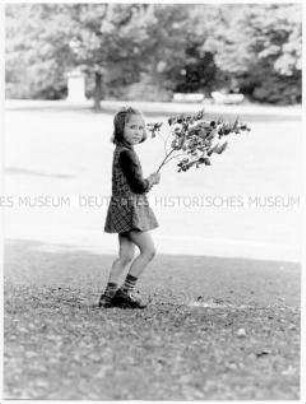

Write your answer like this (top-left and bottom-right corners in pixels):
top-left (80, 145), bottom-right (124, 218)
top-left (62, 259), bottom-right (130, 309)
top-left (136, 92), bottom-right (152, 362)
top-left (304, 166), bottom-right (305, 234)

top-left (104, 144), bottom-right (159, 234)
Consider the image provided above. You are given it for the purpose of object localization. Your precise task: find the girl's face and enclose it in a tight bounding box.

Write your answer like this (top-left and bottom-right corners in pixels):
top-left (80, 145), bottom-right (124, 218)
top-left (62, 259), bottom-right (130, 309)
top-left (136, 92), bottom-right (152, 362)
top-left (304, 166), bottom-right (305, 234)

top-left (123, 114), bottom-right (145, 145)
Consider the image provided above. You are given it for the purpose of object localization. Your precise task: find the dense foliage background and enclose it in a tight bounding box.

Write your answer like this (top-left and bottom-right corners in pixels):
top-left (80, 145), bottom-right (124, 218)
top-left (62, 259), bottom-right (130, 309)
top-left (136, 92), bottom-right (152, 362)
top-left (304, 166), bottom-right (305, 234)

top-left (5, 3), bottom-right (302, 105)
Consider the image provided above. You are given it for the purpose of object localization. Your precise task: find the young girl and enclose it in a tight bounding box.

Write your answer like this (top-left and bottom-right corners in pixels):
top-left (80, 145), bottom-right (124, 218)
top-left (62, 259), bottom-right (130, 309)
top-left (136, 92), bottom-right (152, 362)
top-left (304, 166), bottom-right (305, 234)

top-left (99, 106), bottom-right (160, 309)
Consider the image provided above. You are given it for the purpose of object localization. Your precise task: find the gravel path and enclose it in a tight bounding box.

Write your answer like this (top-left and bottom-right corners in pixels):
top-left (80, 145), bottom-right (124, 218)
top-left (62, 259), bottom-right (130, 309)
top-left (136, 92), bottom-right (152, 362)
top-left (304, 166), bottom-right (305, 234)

top-left (4, 239), bottom-right (300, 400)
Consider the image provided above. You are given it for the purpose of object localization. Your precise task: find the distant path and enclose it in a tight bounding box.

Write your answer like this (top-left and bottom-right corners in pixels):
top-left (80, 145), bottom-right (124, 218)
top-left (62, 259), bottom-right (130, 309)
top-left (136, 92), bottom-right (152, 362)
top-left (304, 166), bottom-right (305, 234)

top-left (5, 99), bottom-right (302, 120)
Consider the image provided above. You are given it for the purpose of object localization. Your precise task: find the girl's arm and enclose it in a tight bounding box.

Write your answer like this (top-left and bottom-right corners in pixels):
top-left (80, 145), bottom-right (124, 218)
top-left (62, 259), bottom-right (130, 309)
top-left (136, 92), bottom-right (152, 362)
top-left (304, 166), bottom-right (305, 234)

top-left (119, 149), bottom-right (153, 194)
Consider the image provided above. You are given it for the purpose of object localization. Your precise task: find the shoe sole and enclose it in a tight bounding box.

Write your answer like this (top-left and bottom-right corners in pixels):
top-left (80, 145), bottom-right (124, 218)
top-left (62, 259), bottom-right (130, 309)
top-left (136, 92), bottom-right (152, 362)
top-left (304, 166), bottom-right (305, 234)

top-left (112, 300), bottom-right (147, 309)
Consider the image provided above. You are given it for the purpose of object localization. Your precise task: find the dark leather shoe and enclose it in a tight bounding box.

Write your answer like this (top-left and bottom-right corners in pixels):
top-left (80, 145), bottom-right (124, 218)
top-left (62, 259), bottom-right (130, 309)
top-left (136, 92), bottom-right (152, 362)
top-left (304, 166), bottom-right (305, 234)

top-left (113, 288), bottom-right (147, 309)
top-left (98, 294), bottom-right (114, 308)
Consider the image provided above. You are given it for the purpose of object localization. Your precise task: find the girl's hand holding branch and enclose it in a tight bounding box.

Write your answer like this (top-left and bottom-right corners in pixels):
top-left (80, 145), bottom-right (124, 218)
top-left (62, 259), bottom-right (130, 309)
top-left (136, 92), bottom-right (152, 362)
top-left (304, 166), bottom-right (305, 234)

top-left (148, 172), bottom-right (160, 186)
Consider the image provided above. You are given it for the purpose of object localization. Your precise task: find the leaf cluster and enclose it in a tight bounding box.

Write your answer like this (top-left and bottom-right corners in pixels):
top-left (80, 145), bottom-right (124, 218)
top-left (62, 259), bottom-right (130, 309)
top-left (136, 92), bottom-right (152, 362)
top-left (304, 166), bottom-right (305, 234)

top-left (147, 110), bottom-right (250, 173)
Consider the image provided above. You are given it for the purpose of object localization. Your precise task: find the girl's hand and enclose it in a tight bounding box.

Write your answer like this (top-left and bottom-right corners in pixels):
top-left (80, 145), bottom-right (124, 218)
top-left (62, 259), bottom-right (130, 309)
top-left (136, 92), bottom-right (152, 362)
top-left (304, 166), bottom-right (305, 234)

top-left (152, 172), bottom-right (161, 184)
top-left (148, 172), bottom-right (160, 186)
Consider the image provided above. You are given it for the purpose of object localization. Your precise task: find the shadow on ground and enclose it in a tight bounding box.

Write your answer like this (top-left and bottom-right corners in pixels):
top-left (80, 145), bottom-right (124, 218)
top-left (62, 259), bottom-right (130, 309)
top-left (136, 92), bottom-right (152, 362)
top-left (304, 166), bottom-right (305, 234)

top-left (4, 239), bottom-right (301, 400)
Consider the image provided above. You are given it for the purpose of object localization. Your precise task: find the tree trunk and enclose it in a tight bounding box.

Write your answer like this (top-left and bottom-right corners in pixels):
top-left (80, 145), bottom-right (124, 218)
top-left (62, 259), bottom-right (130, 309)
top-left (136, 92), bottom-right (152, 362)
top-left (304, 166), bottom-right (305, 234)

top-left (94, 72), bottom-right (102, 111)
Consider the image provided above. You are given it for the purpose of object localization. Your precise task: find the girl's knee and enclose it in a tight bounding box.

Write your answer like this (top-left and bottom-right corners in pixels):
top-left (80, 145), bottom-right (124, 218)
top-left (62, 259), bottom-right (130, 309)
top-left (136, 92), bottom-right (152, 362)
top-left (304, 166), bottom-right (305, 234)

top-left (143, 247), bottom-right (156, 261)
top-left (120, 252), bottom-right (134, 266)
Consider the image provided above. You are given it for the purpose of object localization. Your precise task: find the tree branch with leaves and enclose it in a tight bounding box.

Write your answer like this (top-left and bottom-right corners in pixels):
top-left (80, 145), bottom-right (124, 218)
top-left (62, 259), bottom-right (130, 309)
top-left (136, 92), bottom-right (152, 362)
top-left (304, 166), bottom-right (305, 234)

top-left (147, 110), bottom-right (251, 173)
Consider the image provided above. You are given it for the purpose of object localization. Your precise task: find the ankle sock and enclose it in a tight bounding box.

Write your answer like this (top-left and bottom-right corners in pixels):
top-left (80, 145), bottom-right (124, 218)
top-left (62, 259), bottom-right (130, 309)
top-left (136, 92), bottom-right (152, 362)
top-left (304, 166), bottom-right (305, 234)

top-left (103, 282), bottom-right (118, 300)
top-left (122, 274), bottom-right (138, 293)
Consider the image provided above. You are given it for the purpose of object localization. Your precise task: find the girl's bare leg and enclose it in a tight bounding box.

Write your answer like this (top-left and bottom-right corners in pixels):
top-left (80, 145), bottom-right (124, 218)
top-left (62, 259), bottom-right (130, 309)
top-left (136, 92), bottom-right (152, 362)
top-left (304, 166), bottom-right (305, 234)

top-left (113, 231), bottom-right (156, 308)
top-left (126, 230), bottom-right (156, 278)
top-left (108, 232), bottom-right (136, 284)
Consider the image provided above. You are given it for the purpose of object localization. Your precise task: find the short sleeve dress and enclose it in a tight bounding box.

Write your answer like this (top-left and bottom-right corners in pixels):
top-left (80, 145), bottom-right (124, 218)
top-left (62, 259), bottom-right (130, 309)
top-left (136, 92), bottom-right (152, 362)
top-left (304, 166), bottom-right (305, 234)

top-left (104, 143), bottom-right (159, 234)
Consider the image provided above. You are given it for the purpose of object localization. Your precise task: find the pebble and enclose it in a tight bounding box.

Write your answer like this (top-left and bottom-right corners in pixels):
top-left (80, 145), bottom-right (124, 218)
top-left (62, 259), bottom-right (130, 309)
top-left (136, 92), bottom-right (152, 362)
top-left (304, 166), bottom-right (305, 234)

top-left (236, 328), bottom-right (247, 338)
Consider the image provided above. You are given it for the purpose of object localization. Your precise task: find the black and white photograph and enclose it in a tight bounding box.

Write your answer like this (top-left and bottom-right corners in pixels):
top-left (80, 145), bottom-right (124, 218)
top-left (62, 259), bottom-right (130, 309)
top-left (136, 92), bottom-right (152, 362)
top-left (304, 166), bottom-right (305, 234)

top-left (1, 0), bottom-right (304, 401)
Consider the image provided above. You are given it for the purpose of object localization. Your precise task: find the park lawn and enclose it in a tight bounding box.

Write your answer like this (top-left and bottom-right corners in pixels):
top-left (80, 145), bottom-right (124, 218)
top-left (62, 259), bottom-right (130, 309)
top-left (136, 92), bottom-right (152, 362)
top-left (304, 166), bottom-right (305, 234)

top-left (4, 239), bottom-right (300, 400)
top-left (4, 106), bottom-right (301, 259)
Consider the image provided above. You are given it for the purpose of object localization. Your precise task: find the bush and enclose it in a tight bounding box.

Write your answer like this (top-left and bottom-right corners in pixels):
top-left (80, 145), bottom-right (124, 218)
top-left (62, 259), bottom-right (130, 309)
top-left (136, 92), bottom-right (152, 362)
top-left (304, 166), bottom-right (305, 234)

top-left (251, 73), bottom-right (301, 105)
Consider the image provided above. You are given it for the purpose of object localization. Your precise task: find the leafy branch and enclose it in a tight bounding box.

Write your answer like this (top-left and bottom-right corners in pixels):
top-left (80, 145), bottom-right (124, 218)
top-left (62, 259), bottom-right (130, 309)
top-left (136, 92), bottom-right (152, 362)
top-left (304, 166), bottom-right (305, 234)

top-left (147, 110), bottom-right (251, 173)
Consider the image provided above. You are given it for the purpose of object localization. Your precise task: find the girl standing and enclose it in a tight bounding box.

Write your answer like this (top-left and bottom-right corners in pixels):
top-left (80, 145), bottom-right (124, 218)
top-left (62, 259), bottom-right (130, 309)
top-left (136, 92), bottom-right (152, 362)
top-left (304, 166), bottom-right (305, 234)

top-left (99, 107), bottom-right (160, 309)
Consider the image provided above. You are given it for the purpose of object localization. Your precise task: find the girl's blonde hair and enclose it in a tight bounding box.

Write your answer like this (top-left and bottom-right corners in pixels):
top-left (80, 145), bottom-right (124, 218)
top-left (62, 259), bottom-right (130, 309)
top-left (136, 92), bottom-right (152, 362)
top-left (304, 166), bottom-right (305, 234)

top-left (111, 106), bottom-right (148, 145)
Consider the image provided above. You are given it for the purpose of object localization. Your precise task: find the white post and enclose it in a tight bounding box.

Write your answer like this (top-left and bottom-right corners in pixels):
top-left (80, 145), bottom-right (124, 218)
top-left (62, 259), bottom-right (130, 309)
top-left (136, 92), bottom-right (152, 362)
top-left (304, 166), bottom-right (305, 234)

top-left (67, 68), bottom-right (87, 103)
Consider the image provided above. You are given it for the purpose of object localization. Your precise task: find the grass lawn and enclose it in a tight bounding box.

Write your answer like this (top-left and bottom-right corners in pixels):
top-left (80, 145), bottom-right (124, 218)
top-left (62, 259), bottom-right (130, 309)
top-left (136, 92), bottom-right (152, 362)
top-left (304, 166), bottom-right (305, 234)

top-left (3, 103), bottom-right (302, 260)
top-left (4, 239), bottom-right (300, 400)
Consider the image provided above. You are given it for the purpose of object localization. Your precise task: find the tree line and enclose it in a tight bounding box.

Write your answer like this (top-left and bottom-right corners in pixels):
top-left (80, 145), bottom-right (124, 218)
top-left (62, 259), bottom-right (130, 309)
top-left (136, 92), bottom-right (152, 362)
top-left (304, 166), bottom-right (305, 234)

top-left (5, 3), bottom-right (302, 107)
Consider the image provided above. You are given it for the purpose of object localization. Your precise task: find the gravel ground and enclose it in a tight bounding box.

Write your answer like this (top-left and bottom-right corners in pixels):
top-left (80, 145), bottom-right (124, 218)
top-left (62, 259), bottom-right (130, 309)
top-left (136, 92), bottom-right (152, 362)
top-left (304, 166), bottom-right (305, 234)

top-left (4, 239), bottom-right (301, 400)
